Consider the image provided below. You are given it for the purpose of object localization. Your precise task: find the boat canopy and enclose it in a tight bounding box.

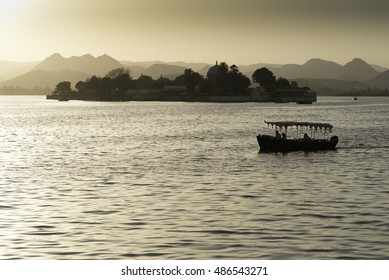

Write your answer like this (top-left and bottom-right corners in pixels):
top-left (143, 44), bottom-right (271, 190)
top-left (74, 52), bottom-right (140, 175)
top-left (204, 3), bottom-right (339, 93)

top-left (265, 121), bottom-right (333, 131)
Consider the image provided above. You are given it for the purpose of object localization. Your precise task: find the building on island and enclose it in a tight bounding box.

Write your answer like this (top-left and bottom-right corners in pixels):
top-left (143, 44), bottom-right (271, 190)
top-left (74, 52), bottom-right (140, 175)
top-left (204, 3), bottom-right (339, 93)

top-left (249, 87), bottom-right (317, 104)
top-left (207, 61), bottom-right (223, 86)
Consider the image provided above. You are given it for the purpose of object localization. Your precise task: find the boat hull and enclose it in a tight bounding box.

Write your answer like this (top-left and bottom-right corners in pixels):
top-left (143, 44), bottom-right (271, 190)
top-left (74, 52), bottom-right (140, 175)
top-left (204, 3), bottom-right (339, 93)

top-left (257, 135), bottom-right (338, 152)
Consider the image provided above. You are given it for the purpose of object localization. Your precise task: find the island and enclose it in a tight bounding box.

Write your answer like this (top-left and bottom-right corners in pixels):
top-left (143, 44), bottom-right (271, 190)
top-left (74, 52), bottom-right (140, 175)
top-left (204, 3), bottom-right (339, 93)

top-left (47, 62), bottom-right (316, 104)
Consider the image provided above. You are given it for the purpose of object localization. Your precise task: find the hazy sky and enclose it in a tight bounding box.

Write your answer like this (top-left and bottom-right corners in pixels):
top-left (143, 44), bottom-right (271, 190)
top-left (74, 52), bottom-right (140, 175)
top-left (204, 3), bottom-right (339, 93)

top-left (1, 0), bottom-right (389, 66)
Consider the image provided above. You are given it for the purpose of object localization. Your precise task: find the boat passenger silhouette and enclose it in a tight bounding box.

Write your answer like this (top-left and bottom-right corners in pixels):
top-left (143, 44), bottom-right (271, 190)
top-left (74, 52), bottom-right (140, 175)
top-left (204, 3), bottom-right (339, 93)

top-left (303, 133), bottom-right (311, 140)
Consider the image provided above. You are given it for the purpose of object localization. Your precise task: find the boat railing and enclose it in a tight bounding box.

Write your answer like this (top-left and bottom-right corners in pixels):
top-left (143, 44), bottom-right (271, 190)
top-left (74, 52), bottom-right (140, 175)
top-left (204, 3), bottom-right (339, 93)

top-left (263, 120), bottom-right (335, 140)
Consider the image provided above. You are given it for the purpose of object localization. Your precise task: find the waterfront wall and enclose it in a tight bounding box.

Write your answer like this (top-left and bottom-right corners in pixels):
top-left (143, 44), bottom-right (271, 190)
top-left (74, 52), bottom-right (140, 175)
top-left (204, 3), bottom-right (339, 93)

top-left (47, 88), bottom-right (316, 103)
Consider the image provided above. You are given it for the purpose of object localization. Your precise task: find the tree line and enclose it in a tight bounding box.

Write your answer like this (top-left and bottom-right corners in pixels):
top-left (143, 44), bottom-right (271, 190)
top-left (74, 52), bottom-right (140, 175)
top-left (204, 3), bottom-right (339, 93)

top-left (52, 62), bottom-right (304, 101)
top-left (251, 67), bottom-right (308, 92)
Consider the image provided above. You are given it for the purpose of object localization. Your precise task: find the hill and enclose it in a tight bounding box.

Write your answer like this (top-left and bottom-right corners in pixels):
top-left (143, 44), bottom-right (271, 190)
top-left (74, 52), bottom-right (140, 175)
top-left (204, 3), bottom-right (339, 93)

top-left (1, 53), bottom-right (124, 91)
top-left (1, 68), bottom-right (89, 89)
top-left (141, 64), bottom-right (188, 79)
top-left (369, 70), bottom-right (389, 88)
top-left (341, 58), bottom-right (379, 80)
top-left (273, 59), bottom-right (343, 80)
top-left (34, 53), bottom-right (124, 76)
top-left (295, 78), bottom-right (369, 95)
top-left (122, 60), bottom-right (210, 79)
top-left (126, 65), bottom-right (147, 79)
top-left (123, 62), bottom-right (210, 79)
top-left (122, 60), bottom-right (209, 71)
top-left (121, 60), bottom-right (166, 68)
top-left (265, 58), bottom-right (380, 81)
top-left (239, 63), bottom-right (282, 76)
top-left (0, 61), bottom-right (38, 80)
top-left (371, 64), bottom-right (387, 72)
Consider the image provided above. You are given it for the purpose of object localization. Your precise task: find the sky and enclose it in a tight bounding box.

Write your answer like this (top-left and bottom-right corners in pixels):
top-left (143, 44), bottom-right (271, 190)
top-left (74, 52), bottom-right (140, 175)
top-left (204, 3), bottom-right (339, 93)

top-left (1, 0), bottom-right (389, 67)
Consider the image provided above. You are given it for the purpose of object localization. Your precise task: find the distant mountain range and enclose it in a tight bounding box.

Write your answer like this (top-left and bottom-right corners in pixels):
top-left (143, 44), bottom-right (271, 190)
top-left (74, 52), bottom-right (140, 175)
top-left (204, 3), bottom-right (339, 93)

top-left (1, 69), bottom-right (90, 90)
top-left (1, 53), bottom-right (388, 95)
top-left (0, 61), bottom-right (38, 82)
top-left (120, 61), bottom-right (210, 79)
top-left (266, 58), bottom-right (379, 81)
top-left (369, 70), bottom-right (389, 88)
top-left (35, 53), bottom-right (123, 76)
top-left (0, 53), bottom-right (122, 90)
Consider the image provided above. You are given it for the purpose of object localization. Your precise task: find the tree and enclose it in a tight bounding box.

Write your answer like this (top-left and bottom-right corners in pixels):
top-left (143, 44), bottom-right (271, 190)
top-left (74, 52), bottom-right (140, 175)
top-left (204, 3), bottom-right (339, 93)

top-left (252, 67), bottom-right (276, 91)
top-left (174, 69), bottom-right (204, 91)
top-left (219, 62), bottom-right (229, 74)
top-left (105, 68), bottom-right (133, 94)
top-left (214, 62), bottom-right (229, 93)
top-left (199, 79), bottom-right (214, 94)
top-left (85, 75), bottom-right (101, 91)
top-left (155, 76), bottom-right (173, 89)
top-left (174, 75), bottom-right (185, 86)
top-left (291, 80), bottom-right (299, 89)
top-left (99, 77), bottom-right (113, 93)
top-left (54, 81), bottom-right (71, 94)
top-left (229, 72), bottom-right (251, 93)
top-left (275, 77), bottom-right (291, 89)
top-left (183, 68), bottom-right (203, 91)
top-left (106, 68), bottom-right (130, 79)
top-left (226, 65), bottom-right (251, 93)
top-left (230, 64), bottom-right (239, 74)
top-left (75, 81), bottom-right (86, 92)
top-left (114, 73), bottom-right (133, 93)
top-left (136, 75), bottom-right (155, 89)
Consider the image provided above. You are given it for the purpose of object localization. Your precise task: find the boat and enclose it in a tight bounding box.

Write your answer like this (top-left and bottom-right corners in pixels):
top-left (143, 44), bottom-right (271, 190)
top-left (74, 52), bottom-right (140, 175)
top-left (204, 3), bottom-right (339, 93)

top-left (257, 121), bottom-right (339, 152)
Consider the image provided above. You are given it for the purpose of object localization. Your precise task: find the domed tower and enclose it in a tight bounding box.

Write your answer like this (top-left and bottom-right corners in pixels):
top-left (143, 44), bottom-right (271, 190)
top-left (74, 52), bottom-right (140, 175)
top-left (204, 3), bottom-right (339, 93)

top-left (207, 61), bottom-right (222, 87)
top-left (207, 61), bottom-right (221, 78)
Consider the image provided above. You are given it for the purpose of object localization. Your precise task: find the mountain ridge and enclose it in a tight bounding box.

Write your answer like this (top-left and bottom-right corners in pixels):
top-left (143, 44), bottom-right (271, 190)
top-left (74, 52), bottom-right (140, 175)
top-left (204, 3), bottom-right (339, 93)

top-left (369, 69), bottom-right (389, 88)
top-left (1, 53), bottom-right (388, 94)
top-left (267, 58), bottom-right (380, 81)
top-left (34, 53), bottom-right (124, 76)
top-left (341, 58), bottom-right (379, 80)
top-left (1, 68), bottom-right (90, 89)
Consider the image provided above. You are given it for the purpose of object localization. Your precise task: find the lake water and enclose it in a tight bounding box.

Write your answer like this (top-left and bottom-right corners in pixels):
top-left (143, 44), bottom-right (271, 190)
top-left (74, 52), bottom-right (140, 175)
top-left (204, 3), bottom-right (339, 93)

top-left (0, 95), bottom-right (388, 259)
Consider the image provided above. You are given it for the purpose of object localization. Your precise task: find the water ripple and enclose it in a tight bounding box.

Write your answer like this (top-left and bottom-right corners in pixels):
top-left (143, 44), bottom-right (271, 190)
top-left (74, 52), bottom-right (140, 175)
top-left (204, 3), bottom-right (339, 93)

top-left (0, 96), bottom-right (388, 259)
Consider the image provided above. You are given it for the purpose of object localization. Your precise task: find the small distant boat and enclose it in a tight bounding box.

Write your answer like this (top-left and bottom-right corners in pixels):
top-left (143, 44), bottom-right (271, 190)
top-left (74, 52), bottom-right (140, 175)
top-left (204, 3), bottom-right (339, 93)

top-left (353, 97), bottom-right (358, 100)
top-left (257, 121), bottom-right (338, 152)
